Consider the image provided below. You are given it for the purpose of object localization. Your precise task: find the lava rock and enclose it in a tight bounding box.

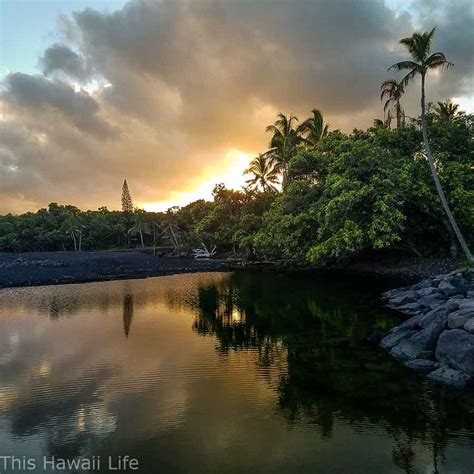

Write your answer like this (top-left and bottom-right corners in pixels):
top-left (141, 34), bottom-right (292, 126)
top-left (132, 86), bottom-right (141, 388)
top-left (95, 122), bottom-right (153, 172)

top-left (436, 329), bottom-right (474, 376)
top-left (463, 318), bottom-right (474, 334)
top-left (397, 302), bottom-right (423, 314)
top-left (417, 294), bottom-right (446, 309)
top-left (390, 317), bottom-right (445, 361)
top-left (427, 365), bottom-right (472, 389)
top-left (405, 359), bottom-right (440, 373)
top-left (417, 287), bottom-right (439, 297)
top-left (380, 327), bottom-right (417, 350)
top-left (419, 306), bottom-right (449, 328)
top-left (447, 309), bottom-right (474, 329)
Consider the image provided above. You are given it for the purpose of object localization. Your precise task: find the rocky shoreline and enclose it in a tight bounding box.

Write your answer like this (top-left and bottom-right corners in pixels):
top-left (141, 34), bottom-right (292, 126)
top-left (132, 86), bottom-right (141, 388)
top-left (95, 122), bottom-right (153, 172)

top-left (380, 268), bottom-right (474, 389)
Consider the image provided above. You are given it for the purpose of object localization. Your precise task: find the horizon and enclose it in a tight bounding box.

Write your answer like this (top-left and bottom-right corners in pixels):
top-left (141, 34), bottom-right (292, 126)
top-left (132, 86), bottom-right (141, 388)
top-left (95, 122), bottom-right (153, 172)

top-left (1, 0), bottom-right (473, 214)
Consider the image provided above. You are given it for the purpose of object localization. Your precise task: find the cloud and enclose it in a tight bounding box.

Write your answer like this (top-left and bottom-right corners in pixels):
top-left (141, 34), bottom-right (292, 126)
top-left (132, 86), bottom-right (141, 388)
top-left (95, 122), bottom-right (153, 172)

top-left (2, 73), bottom-right (116, 138)
top-left (0, 0), bottom-right (472, 213)
top-left (40, 43), bottom-right (93, 81)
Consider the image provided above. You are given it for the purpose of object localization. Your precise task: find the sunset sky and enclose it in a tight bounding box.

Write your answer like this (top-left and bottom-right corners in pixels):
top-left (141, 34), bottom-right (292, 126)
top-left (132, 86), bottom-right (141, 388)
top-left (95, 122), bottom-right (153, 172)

top-left (1, 0), bottom-right (473, 214)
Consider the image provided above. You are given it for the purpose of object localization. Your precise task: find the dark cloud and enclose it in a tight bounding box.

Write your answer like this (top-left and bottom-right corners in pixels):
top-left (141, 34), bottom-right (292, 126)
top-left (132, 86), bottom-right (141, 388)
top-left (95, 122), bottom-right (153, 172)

top-left (2, 73), bottom-right (116, 138)
top-left (40, 43), bottom-right (93, 81)
top-left (0, 0), bottom-right (472, 213)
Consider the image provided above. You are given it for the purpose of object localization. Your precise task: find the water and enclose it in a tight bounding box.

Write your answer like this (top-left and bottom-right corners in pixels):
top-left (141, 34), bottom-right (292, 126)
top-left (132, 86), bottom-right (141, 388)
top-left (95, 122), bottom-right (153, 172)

top-left (0, 271), bottom-right (473, 473)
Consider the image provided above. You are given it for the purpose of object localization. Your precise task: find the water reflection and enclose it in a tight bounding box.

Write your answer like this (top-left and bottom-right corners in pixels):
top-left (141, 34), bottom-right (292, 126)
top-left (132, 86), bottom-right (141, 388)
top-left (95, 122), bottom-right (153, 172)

top-left (0, 271), bottom-right (473, 473)
top-left (123, 294), bottom-right (134, 339)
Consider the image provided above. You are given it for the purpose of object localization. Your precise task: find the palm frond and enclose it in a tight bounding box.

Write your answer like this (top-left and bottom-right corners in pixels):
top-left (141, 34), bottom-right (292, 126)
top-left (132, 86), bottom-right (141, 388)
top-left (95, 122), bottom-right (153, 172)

top-left (388, 60), bottom-right (420, 72)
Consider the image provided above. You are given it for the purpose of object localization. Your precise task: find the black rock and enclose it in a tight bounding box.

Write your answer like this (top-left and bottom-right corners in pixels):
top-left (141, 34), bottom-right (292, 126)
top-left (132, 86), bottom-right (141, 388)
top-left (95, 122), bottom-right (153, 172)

top-left (427, 365), bottom-right (472, 389)
top-left (405, 359), bottom-right (439, 373)
top-left (436, 329), bottom-right (474, 376)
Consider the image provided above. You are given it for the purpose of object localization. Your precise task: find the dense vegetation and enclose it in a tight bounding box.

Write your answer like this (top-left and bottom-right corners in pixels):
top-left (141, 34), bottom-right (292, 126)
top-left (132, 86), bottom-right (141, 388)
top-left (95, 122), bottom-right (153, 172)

top-left (1, 110), bottom-right (472, 263)
top-left (0, 29), bottom-right (472, 265)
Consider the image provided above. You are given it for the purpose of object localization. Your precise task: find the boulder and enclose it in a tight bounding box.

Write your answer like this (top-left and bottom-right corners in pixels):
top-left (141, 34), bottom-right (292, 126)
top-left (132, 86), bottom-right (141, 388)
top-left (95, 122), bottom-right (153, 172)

top-left (417, 287), bottom-right (439, 297)
top-left (463, 318), bottom-right (474, 334)
top-left (448, 276), bottom-right (469, 293)
top-left (417, 294), bottom-right (446, 309)
top-left (389, 292), bottom-right (417, 306)
top-left (447, 309), bottom-right (474, 329)
top-left (438, 281), bottom-right (459, 297)
top-left (444, 300), bottom-right (461, 312)
top-left (458, 300), bottom-right (474, 311)
top-left (405, 359), bottom-right (439, 373)
top-left (427, 365), bottom-right (472, 389)
top-left (397, 302), bottom-right (423, 315)
top-left (419, 306), bottom-right (449, 328)
top-left (390, 317), bottom-right (445, 361)
top-left (418, 280), bottom-right (435, 290)
top-left (436, 329), bottom-right (474, 376)
top-left (397, 313), bottom-right (423, 330)
top-left (380, 327), bottom-right (417, 350)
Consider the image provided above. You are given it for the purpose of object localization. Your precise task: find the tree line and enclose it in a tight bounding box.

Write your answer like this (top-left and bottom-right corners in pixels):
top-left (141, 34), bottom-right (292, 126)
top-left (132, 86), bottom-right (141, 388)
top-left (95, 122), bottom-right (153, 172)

top-left (0, 28), bottom-right (472, 264)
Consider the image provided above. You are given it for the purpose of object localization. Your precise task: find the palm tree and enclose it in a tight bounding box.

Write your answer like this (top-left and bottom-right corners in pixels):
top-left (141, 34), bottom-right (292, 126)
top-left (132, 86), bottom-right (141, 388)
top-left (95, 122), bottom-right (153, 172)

top-left (297, 109), bottom-right (329, 146)
top-left (389, 27), bottom-right (473, 265)
top-left (244, 154), bottom-right (280, 192)
top-left (434, 100), bottom-right (460, 122)
top-left (264, 113), bottom-right (302, 187)
top-left (380, 79), bottom-right (405, 128)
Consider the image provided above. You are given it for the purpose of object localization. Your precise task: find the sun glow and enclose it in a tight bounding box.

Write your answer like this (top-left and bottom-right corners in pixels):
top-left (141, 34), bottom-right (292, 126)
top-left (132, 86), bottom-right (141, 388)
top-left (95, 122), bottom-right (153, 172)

top-left (143, 149), bottom-right (253, 212)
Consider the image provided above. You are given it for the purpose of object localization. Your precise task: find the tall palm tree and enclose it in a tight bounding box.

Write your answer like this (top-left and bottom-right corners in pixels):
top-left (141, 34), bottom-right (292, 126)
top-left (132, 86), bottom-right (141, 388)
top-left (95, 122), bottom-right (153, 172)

top-left (389, 27), bottom-right (473, 265)
top-left (265, 113), bottom-right (302, 187)
top-left (297, 109), bottom-right (329, 146)
top-left (380, 79), bottom-right (405, 128)
top-left (434, 100), bottom-right (460, 122)
top-left (244, 154), bottom-right (280, 192)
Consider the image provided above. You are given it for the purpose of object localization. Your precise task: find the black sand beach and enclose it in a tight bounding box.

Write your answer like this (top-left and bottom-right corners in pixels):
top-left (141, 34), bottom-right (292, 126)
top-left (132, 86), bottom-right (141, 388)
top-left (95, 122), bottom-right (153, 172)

top-left (0, 251), bottom-right (228, 288)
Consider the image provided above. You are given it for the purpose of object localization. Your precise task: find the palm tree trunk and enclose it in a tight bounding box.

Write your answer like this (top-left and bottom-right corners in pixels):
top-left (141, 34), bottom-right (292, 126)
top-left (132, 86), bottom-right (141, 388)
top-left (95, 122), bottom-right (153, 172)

top-left (139, 228), bottom-right (144, 248)
top-left (396, 101), bottom-right (401, 128)
top-left (421, 73), bottom-right (474, 265)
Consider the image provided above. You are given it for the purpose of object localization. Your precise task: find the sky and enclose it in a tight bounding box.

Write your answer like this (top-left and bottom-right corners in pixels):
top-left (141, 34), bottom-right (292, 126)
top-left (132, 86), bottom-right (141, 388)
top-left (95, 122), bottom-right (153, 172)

top-left (0, 0), bottom-right (473, 214)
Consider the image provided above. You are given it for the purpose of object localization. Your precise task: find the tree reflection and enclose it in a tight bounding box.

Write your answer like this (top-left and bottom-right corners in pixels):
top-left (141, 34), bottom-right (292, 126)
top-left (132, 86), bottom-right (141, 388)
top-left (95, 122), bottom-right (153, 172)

top-left (190, 271), bottom-right (474, 471)
top-left (123, 294), bottom-right (134, 339)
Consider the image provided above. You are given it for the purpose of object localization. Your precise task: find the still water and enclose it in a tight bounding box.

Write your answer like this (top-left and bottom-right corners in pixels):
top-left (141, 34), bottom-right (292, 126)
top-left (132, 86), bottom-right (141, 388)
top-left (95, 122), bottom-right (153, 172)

top-left (0, 271), bottom-right (473, 473)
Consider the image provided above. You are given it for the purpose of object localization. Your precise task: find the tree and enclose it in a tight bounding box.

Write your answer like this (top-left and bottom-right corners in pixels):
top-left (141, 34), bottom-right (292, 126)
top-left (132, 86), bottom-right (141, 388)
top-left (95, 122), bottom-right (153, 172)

top-left (297, 109), bottom-right (329, 146)
top-left (373, 118), bottom-right (389, 129)
top-left (265, 113), bottom-right (302, 187)
top-left (128, 209), bottom-right (148, 248)
top-left (121, 179), bottom-right (134, 213)
top-left (389, 27), bottom-right (473, 265)
top-left (244, 154), bottom-right (280, 192)
top-left (380, 79), bottom-right (405, 128)
top-left (434, 100), bottom-right (460, 123)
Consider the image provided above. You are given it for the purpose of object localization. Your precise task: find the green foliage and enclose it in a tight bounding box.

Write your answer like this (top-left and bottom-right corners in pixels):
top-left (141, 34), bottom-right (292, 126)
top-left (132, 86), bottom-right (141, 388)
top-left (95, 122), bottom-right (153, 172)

top-left (1, 111), bottom-right (472, 264)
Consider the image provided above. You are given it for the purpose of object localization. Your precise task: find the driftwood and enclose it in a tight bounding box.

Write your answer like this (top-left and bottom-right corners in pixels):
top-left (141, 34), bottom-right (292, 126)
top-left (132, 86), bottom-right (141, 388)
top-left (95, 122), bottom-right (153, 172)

top-left (193, 243), bottom-right (216, 259)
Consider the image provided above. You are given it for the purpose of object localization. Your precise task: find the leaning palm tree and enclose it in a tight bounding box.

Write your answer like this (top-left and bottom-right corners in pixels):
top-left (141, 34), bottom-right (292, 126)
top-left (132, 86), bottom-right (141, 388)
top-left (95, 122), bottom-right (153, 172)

top-left (297, 109), bottom-right (329, 146)
top-left (434, 100), bottom-right (460, 123)
top-left (389, 27), bottom-right (473, 264)
top-left (264, 113), bottom-right (302, 187)
top-left (380, 79), bottom-right (405, 128)
top-left (244, 154), bottom-right (280, 192)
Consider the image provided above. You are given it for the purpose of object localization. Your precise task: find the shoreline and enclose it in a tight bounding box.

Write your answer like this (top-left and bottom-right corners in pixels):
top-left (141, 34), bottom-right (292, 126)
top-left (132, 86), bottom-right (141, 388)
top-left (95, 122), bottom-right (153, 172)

top-left (0, 251), bottom-right (230, 289)
top-left (380, 268), bottom-right (474, 389)
top-left (0, 250), bottom-right (459, 289)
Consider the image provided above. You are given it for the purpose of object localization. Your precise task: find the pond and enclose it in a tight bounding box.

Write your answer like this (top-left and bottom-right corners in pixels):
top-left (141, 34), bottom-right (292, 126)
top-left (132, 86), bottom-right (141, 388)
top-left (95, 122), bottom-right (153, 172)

top-left (0, 271), bottom-right (473, 473)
